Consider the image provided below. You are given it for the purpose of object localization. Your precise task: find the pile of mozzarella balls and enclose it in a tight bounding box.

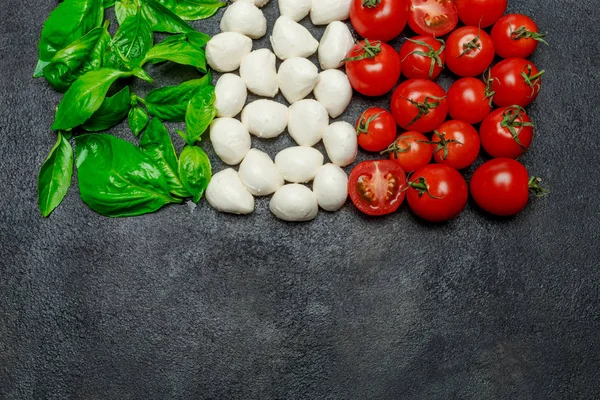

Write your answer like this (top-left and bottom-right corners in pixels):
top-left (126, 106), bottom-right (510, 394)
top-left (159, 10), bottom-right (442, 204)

top-left (204, 0), bottom-right (356, 222)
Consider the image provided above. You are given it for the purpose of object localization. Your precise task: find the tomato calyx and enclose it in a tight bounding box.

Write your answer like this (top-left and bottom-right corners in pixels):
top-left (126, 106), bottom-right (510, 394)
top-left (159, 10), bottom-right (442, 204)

top-left (511, 26), bottom-right (548, 45)
top-left (401, 95), bottom-right (446, 127)
top-left (408, 176), bottom-right (443, 199)
top-left (459, 32), bottom-right (482, 58)
top-left (402, 38), bottom-right (446, 78)
top-left (483, 68), bottom-right (497, 106)
top-left (423, 130), bottom-right (463, 160)
top-left (381, 137), bottom-right (411, 157)
top-left (528, 176), bottom-right (550, 197)
top-left (343, 39), bottom-right (383, 62)
top-left (356, 111), bottom-right (383, 136)
top-left (362, 0), bottom-right (382, 8)
top-left (521, 64), bottom-right (545, 97)
top-left (500, 105), bottom-right (534, 152)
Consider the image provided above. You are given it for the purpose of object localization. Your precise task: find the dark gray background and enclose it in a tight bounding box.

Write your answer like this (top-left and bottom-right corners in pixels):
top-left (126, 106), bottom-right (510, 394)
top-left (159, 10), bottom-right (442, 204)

top-left (1, 0), bottom-right (599, 399)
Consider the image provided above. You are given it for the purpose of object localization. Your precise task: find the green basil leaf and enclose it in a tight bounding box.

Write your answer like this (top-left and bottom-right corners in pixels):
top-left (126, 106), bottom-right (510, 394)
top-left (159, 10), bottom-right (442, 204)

top-left (128, 106), bottom-right (150, 136)
top-left (82, 86), bottom-right (131, 132)
top-left (75, 134), bottom-right (181, 217)
top-left (178, 145), bottom-right (211, 203)
top-left (115, 0), bottom-right (138, 24)
top-left (142, 0), bottom-right (195, 33)
top-left (186, 31), bottom-right (211, 48)
top-left (159, 0), bottom-right (226, 21)
top-left (141, 34), bottom-right (206, 72)
top-left (38, 132), bottom-right (74, 217)
top-left (104, 0), bottom-right (116, 7)
top-left (144, 72), bottom-right (211, 121)
top-left (185, 85), bottom-right (216, 144)
top-left (52, 68), bottom-right (131, 131)
top-left (140, 119), bottom-right (189, 197)
top-left (105, 11), bottom-right (153, 70)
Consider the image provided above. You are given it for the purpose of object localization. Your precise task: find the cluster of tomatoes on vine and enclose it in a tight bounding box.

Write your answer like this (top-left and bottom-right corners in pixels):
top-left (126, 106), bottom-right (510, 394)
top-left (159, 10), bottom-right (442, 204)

top-left (344, 0), bottom-right (549, 221)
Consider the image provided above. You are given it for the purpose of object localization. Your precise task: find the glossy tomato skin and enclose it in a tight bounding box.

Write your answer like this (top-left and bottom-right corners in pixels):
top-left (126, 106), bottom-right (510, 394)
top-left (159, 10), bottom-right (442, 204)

top-left (432, 120), bottom-right (480, 170)
top-left (455, 0), bottom-right (507, 28)
top-left (345, 40), bottom-right (402, 97)
top-left (390, 79), bottom-right (448, 133)
top-left (387, 131), bottom-right (433, 172)
top-left (399, 36), bottom-right (446, 80)
top-left (491, 58), bottom-right (543, 107)
top-left (480, 106), bottom-right (533, 158)
top-left (408, 0), bottom-right (458, 37)
top-left (470, 158), bottom-right (530, 216)
top-left (356, 107), bottom-right (397, 152)
top-left (447, 78), bottom-right (492, 124)
top-left (446, 26), bottom-right (495, 77)
top-left (407, 164), bottom-right (468, 222)
top-left (349, 160), bottom-right (408, 216)
top-left (491, 14), bottom-right (544, 59)
top-left (351, 0), bottom-right (409, 42)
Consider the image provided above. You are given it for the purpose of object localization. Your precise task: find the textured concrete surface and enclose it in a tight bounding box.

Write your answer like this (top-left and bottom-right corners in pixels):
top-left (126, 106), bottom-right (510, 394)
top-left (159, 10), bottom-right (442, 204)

top-left (1, 1), bottom-right (599, 399)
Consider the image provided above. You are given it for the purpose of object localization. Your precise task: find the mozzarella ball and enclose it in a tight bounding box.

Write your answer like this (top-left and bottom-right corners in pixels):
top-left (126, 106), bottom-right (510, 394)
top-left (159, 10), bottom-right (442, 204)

top-left (238, 149), bottom-right (284, 196)
top-left (275, 146), bottom-right (324, 183)
top-left (241, 100), bottom-right (288, 139)
top-left (287, 99), bottom-right (329, 146)
top-left (278, 58), bottom-right (319, 104)
top-left (313, 164), bottom-right (348, 211)
top-left (209, 118), bottom-right (252, 165)
top-left (310, 0), bottom-right (352, 25)
top-left (318, 21), bottom-right (354, 70)
top-left (270, 16), bottom-right (319, 60)
top-left (278, 0), bottom-right (311, 22)
top-left (232, 0), bottom-right (270, 7)
top-left (270, 184), bottom-right (318, 222)
top-left (239, 49), bottom-right (279, 97)
top-left (220, 1), bottom-right (267, 39)
top-left (215, 74), bottom-right (247, 118)
top-left (322, 121), bottom-right (357, 167)
top-left (313, 69), bottom-right (352, 118)
top-left (206, 32), bottom-right (252, 72)
top-left (206, 169), bottom-right (255, 215)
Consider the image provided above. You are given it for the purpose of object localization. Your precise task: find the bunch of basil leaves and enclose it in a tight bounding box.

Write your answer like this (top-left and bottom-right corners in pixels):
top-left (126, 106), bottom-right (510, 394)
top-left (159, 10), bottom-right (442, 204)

top-left (35, 0), bottom-right (224, 217)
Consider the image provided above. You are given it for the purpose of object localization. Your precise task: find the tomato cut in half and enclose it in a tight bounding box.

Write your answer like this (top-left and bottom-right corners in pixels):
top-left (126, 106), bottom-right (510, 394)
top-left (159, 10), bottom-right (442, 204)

top-left (408, 0), bottom-right (458, 37)
top-left (349, 160), bottom-right (408, 216)
top-left (350, 0), bottom-right (409, 42)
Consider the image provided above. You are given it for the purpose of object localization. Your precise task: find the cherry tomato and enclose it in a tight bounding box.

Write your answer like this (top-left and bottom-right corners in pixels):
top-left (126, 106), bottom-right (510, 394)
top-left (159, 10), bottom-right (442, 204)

top-left (491, 14), bottom-right (547, 59)
top-left (480, 106), bottom-right (534, 159)
top-left (390, 79), bottom-right (448, 133)
top-left (345, 40), bottom-right (402, 97)
top-left (356, 107), bottom-right (398, 152)
top-left (350, 0), bottom-right (409, 42)
top-left (349, 160), bottom-right (408, 216)
top-left (446, 26), bottom-right (495, 77)
top-left (407, 164), bottom-right (468, 222)
top-left (490, 58), bottom-right (544, 107)
top-left (431, 120), bottom-right (480, 170)
top-left (399, 36), bottom-right (446, 80)
top-left (383, 131), bottom-right (433, 172)
top-left (455, 0), bottom-right (507, 28)
top-left (447, 78), bottom-right (492, 124)
top-left (408, 0), bottom-right (458, 37)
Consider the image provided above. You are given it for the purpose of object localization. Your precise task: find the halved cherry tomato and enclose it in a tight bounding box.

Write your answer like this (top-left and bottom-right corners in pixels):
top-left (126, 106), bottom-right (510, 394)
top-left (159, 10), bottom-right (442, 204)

top-left (356, 107), bottom-right (398, 152)
top-left (480, 106), bottom-right (534, 158)
top-left (349, 160), bottom-right (408, 216)
top-left (390, 79), bottom-right (448, 133)
top-left (399, 36), bottom-right (446, 80)
top-left (491, 14), bottom-right (547, 59)
top-left (431, 120), bottom-right (480, 170)
top-left (345, 40), bottom-right (402, 97)
top-left (455, 0), bottom-right (507, 28)
top-left (490, 58), bottom-right (544, 107)
top-left (383, 131), bottom-right (433, 172)
top-left (446, 26), bottom-right (495, 77)
top-left (350, 0), bottom-right (409, 42)
top-left (447, 77), bottom-right (492, 124)
top-left (408, 0), bottom-right (458, 37)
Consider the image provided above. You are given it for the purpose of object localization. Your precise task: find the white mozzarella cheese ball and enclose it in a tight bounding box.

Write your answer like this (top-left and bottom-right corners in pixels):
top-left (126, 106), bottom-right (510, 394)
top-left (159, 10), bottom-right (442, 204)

top-left (220, 1), bottom-right (267, 39)
top-left (209, 118), bottom-right (252, 165)
top-left (278, 0), bottom-right (311, 22)
top-left (206, 32), bottom-right (252, 72)
top-left (310, 0), bottom-right (352, 25)
top-left (270, 16), bottom-right (319, 60)
top-left (238, 149), bottom-right (284, 196)
top-left (239, 49), bottom-right (279, 97)
top-left (313, 164), bottom-right (348, 211)
top-left (215, 74), bottom-right (247, 118)
top-left (275, 146), bottom-right (324, 183)
top-left (206, 169), bottom-right (255, 215)
top-left (313, 69), bottom-right (352, 118)
top-left (241, 100), bottom-right (289, 139)
top-left (318, 21), bottom-right (354, 70)
top-left (270, 184), bottom-right (318, 222)
top-left (287, 99), bottom-right (329, 146)
top-left (322, 121), bottom-right (357, 167)
top-left (232, 0), bottom-right (270, 7)
top-left (278, 58), bottom-right (319, 104)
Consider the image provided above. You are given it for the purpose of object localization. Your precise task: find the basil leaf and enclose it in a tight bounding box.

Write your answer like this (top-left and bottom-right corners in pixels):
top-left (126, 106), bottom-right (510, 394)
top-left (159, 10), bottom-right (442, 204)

top-left (75, 134), bottom-right (181, 217)
top-left (144, 72), bottom-right (211, 121)
top-left (106, 11), bottom-right (153, 72)
top-left (82, 86), bottom-right (131, 132)
top-left (178, 145), bottom-right (211, 203)
top-left (141, 34), bottom-right (206, 72)
top-left (128, 106), bottom-right (150, 136)
top-left (142, 0), bottom-right (195, 33)
top-left (140, 119), bottom-right (189, 197)
top-left (159, 0), bottom-right (226, 21)
top-left (104, 0), bottom-right (117, 6)
top-left (115, 0), bottom-right (138, 24)
top-left (38, 132), bottom-right (74, 217)
top-left (185, 86), bottom-right (216, 144)
top-left (186, 31), bottom-right (211, 48)
top-left (52, 68), bottom-right (131, 131)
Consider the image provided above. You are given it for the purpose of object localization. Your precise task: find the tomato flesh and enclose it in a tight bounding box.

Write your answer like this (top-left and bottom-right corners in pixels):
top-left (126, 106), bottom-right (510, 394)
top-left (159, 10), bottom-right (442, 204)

top-left (408, 0), bottom-right (458, 37)
top-left (349, 160), bottom-right (407, 216)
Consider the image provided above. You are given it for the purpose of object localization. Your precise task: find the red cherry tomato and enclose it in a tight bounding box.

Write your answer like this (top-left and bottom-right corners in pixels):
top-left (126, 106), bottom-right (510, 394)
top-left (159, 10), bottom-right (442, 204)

top-left (446, 26), bottom-right (495, 77)
top-left (431, 120), bottom-right (480, 170)
top-left (399, 36), bottom-right (446, 80)
top-left (490, 58), bottom-right (544, 107)
top-left (390, 79), bottom-right (448, 133)
top-left (345, 40), bottom-right (402, 97)
top-left (407, 0), bottom-right (458, 37)
top-left (356, 107), bottom-right (398, 152)
top-left (384, 131), bottom-right (433, 172)
top-left (349, 160), bottom-right (408, 216)
top-left (480, 106), bottom-right (534, 159)
top-left (407, 164), bottom-right (468, 222)
top-left (455, 0), bottom-right (507, 28)
top-left (447, 78), bottom-right (492, 124)
top-left (350, 0), bottom-right (409, 42)
top-left (491, 14), bottom-right (547, 59)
